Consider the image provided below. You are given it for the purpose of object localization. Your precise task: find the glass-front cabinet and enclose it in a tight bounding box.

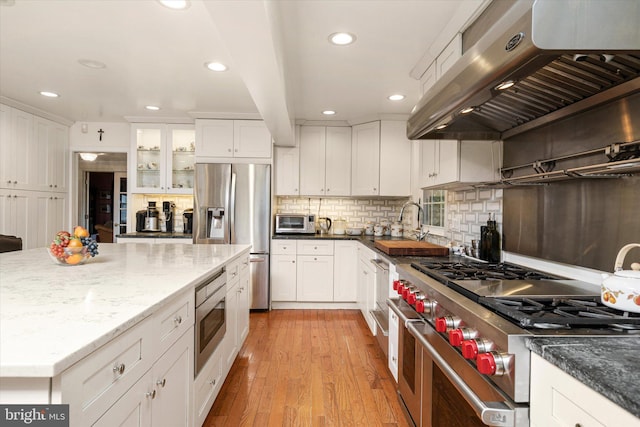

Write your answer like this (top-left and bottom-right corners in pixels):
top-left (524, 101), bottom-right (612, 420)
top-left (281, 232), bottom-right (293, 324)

top-left (130, 124), bottom-right (195, 194)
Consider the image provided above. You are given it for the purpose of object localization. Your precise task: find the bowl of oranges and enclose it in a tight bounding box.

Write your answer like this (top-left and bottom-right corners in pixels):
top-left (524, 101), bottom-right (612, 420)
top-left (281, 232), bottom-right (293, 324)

top-left (48, 226), bottom-right (99, 266)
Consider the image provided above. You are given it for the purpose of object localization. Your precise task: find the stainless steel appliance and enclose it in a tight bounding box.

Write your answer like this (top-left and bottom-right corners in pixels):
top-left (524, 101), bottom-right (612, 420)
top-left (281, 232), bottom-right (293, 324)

top-left (195, 268), bottom-right (226, 375)
top-left (183, 208), bottom-right (193, 234)
top-left (194, 163), bottom-right (271, 310)
top-left (389, 259), bottom-right (640, 427)
top-left (407, 0), bottom-right (640, 141)
top-left (274, 213), bottom-right (316, 234)
top-left (144, 201), bottom-right (160, 231)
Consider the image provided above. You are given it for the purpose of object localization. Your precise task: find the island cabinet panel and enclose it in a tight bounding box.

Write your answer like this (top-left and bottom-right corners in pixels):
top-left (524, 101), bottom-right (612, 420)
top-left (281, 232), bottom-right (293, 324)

top-left (92, 370), bottom-right (153, 427)
top-left (530, 352), bottom-right (638, 427)
top-left (58, 316), bottom-right (155, 427)
top-left (193, 346), bottom-right (223, 427)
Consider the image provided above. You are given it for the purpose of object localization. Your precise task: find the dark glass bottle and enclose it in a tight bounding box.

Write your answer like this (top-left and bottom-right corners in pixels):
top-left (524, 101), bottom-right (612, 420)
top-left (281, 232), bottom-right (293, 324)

top-left (479, 225), bottom-right (489, 261)
top-left (487, 214), bottom-right (501, 263)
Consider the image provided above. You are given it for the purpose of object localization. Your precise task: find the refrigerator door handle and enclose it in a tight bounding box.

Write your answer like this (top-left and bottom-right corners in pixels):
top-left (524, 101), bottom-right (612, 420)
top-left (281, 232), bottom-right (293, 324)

top-left (250, 257), bottom-right (266, 263)
top-left (229, 171), bottom-right (237, 244)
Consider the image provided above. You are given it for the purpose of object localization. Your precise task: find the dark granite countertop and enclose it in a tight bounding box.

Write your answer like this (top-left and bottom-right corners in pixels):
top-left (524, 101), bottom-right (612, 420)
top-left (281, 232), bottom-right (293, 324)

top-left (118, 232), bottom-right (193, 239)
top-left (527, 337), bottom-right (640, 418)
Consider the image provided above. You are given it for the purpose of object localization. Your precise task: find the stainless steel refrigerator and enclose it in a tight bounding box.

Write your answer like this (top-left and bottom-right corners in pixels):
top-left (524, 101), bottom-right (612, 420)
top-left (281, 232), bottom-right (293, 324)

top-left (194, 163), bottom-right (271, 310)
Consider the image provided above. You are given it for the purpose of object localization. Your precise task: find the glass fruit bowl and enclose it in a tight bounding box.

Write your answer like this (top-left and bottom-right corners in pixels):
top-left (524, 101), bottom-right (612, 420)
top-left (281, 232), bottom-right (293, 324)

top-left (48, 246), bottom-right (91, 266)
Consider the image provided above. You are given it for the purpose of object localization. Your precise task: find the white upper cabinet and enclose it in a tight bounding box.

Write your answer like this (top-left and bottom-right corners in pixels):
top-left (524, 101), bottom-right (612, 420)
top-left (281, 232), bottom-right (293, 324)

top-left (0, 105), bottom-right (68, 193)
top-left (352, 121), bottom-right (411, 197)
top-left (420, 33), bottom-right (462, 95)
top-left (420, 139), bottom-right (502, 189)
top-left (130, 124), bottom-right (195, 194)
top-left (195, 119), bottom-right (272, 160)
top-left (379, 121), bottom-right (411, 196)
top-left (274, 145), bottom-right (300, 196)
top-left (299, 126), bottom-right (351, 196)
top-left (351, 121), bottom-right (381, 196)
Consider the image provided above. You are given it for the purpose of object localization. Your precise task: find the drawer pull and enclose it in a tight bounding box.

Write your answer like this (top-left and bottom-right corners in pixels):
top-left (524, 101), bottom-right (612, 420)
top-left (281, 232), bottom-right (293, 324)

top-left (208, 379), bottom-right (217, 386)
top-left (113, 363), bottom-right (126, 375)
top-left (174, 315), bottom-right (183, 325)
top-left (146, 390), bottom-right (156, 399)
top-left (156, 378), bottom-right (166, 388)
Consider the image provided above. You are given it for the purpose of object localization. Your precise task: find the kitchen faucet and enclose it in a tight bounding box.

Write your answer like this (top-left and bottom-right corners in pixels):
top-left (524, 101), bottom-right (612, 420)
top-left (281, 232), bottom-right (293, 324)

top-left (398, 201), bottom-right (429, 241)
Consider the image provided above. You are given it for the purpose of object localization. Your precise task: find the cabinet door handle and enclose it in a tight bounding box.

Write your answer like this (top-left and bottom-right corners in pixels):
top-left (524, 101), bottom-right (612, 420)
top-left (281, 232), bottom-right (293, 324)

top-left (327, 188), bottom-right (330, 192)
top-left (208, 379), bottom-right (217, 386)
top-left (113, 363), bottom-right (126, 375)
top-left (13, 181), bottom-right (17, 184)
top-left (314, 257), bottom-right (317, 261)
top-left (173, 315), bottom-right (182, 325)
top-left (156, 378), bottom-right (166, 388)
top-left (292, 260), bottom-right (295, 264)
top-left (294, 188), bottom-right (298, 192)
top-left (146, 390), bottom-right (156, 399)
top-left (228, 148), bottom-right (232, 152)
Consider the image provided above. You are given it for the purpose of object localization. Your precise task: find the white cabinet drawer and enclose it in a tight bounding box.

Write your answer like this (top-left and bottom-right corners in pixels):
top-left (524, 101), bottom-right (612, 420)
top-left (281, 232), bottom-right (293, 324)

top-left (296, 240), bottom-right (333, 255)
top-left (154, 290), bottom-right (193, 357)
top-left (226, 258), bottom-right (240, 284)
top-left (272, 240), bottom-right (297, 255)
top-left (60, 316), bottom-right (154, 426)
top-left (194, 346), bottom-right (223, 427)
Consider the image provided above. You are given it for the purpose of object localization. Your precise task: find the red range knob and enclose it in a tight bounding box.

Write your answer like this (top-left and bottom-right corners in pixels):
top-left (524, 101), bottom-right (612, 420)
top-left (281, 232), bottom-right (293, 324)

top-left (448, 329), bottom-right (464, 346)
top-left (402, 286), bottom-right (414, 300)
top-left (407, 292), bottom-right (417, 305)
top-left (462, 340), bottom-right (479, 359)
top-left (435, 317), bottom-right (448, 333)
top-left (393, 280), bottom-right (401, 291)
top-left (477, 353), bottom-right (497, 375)
top-left (397, 283), bottom-right (405, 295)
top-left (434, 316), bottom-right (461, 333)
top-left (416, 300), bottom-right (425, 313)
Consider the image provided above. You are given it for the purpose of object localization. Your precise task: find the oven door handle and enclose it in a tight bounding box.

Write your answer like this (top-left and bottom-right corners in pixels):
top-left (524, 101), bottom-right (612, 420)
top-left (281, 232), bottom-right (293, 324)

top-left (407, 322), bottom-right (525, 427)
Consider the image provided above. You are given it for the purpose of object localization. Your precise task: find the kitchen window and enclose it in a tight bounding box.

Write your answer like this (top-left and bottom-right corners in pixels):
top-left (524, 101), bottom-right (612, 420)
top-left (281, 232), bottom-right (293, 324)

top-left (422, 189), bottom-right (446, 234)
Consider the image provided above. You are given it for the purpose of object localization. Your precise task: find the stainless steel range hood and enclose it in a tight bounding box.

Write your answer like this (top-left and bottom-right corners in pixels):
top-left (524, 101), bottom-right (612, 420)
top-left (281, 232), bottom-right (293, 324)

top-left (407, 0), bottom-right (640, 140)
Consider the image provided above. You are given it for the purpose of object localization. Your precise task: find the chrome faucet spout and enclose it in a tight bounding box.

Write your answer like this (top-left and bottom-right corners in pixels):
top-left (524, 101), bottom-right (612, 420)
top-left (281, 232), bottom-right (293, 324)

top-left (398, 201), bottom-right (423, 223)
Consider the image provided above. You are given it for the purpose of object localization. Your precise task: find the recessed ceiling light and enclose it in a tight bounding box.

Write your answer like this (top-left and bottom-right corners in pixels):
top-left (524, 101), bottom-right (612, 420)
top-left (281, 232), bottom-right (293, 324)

top-left (435, 124), bottom-right (448, 130)
top-left (79, 153), bottom-right (98, 161)
top-left (78, 59), bottom-right (106, 69)
top-left (322, 110), bottom-right (336, 115)
top-left (205, 62), bottom-right (228, 72)
top-left (495, 80), bottom-right (515, 91)
top-left (158, 0), bottom-right (190, 10)
top-left (145, 105), bottom-right (161, 111)
top-left (328, 32), bottom-right (356, 46)
top-left (460, 106), bottom-right (475, 114)
top-left (39, 91), bottom-right (59, 98)
top-left (388, 94), bottom-right (405, 101)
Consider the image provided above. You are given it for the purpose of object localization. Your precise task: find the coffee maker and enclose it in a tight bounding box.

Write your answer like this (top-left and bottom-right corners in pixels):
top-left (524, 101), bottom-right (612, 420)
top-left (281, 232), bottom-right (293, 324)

top-left (183, 209), bottom-right (193, 234)
top-left (162, 201), bottom-right (175, 233)
top-left (144, 201), bottom-right (160, 231)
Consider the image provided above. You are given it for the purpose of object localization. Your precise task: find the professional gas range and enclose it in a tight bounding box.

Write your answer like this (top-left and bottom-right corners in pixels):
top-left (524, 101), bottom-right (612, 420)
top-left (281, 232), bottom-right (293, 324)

top-left (388, 258), bottom-right (639, 427)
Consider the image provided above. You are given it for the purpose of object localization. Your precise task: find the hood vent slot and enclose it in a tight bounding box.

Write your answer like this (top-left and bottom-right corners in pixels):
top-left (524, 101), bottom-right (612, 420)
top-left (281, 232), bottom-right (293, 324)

top-left (500, 140), bottom-right (640, 185)
top-left (470, 55), bottom-right (640, 138)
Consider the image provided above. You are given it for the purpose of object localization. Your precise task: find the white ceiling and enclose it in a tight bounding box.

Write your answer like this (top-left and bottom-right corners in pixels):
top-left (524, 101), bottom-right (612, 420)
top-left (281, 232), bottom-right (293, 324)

top-left (0, 0), bottom-right (486, 141)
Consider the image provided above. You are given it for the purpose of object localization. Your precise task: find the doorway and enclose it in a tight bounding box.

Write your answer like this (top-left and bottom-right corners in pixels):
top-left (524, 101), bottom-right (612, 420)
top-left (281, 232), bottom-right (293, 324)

top-left (76, 152), bottom-right (127, 242)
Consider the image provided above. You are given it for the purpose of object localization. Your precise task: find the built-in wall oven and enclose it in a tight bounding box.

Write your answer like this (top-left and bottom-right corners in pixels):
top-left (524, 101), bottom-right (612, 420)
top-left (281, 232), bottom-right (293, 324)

top-left (195, 268), bottom-right (227, 376)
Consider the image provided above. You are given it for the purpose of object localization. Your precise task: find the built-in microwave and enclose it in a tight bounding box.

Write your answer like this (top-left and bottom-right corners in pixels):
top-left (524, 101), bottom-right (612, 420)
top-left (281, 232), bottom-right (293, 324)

top-left (275, 213), bottom-right (316, 234)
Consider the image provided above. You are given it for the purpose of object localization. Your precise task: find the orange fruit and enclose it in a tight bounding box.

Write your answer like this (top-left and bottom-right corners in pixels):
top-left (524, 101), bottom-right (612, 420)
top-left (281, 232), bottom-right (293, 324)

top-left (66, 254), bottom-right (84, 265)
top-left (74, 226), bottom-right (89, 238)
top-left (68, 238), bottom-right (83, 248)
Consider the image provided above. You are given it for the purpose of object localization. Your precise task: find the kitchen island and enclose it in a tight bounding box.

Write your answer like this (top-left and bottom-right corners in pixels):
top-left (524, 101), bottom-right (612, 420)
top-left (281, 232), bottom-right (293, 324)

top-left (0, 242), bottom-right (250, 426)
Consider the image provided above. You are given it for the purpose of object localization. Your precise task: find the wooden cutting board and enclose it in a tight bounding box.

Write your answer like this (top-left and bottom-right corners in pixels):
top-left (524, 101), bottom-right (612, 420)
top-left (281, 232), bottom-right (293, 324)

top-left (374, 240), bottom-right (449, 257)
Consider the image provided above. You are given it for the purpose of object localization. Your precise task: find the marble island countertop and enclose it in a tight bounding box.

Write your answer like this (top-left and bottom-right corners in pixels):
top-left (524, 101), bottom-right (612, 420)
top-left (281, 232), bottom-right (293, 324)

top-left (117, 232), bottom-right (192, 239)
top-left (0, 243), bottom-right (250, 378)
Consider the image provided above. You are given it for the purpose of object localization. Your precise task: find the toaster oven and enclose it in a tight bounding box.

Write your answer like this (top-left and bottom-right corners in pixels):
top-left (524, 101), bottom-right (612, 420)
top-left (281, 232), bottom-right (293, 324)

top-left (275, 214), bottom-right (316, 234)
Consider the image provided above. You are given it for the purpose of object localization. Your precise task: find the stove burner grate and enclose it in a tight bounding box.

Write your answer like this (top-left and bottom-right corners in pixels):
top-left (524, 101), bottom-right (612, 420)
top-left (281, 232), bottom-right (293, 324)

top-left (411, 260), bottom-right (561, 281)
top-left (480, 296), bottom-right (640, 329)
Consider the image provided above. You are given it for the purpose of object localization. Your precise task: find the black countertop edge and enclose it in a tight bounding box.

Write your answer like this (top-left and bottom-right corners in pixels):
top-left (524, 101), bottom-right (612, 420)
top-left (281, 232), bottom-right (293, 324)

top-left (118, 232), bottom-right (193, 239)
top-left (527, 336), bottom-right (640, 418)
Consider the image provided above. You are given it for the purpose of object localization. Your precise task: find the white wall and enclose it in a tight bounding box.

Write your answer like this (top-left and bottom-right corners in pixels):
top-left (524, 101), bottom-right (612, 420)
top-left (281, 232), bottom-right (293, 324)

top-left (69, 122), bottom-right (130, 151)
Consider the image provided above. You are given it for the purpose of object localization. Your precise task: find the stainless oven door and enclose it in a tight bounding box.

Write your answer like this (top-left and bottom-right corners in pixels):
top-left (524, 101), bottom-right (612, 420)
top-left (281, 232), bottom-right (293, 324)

top-left (370, 259), bottom-right (390, 335)
top-left (407, 321), bottom-right (529, 427)
top-left (195, 272), bottom-right (227, 376)
top-left (389, 298), bottom-right (424, 427)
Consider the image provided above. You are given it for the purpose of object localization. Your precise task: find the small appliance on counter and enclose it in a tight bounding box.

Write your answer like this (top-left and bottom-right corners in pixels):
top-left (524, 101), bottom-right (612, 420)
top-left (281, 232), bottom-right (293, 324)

top-left (162, 201), bottom-right (175, 232)
top-left (144, 201), bottom-right (160, 232)
top-left (135, 209), bottom-right (146, 232)
top-left (317, 217), bottom-right (332, 235)
top-left (274, 213), bottom-right (316, 234)
top-left (332, 218), bottom-right (346, 235)
top-left (183, 209), bottom-right (193, 234)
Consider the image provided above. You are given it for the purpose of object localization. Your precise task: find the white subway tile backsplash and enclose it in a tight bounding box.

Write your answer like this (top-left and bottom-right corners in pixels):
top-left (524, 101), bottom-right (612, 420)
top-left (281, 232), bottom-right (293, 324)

top-left (275, 196), bottom-right (410, 228)
top-left (471, 202), bottom-right (484, 211)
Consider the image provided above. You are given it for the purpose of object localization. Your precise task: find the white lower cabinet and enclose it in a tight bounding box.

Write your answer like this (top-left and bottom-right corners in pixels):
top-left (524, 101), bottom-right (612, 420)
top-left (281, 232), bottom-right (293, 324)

top-left (388, 307), bottom-right (399, 382)
top-left (530, 353), bottom-right (638, 427)
top-left (271, 254), bottom-right (297, 301)
top-left (333, 241), bottom-right (358, 302)
top-left (296, 255), bottom-right (334, 301)
top-left (222, 253), bottom-right (251, 371)
top-left (95, 327), bottom-right (193, 427)
top-left (193, 346), bottom-right (223, 427)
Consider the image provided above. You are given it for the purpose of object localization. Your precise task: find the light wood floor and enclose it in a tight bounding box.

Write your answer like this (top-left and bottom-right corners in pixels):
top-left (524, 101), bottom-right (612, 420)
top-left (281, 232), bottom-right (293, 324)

top-left (204, 309), bottom-right (411, 427)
